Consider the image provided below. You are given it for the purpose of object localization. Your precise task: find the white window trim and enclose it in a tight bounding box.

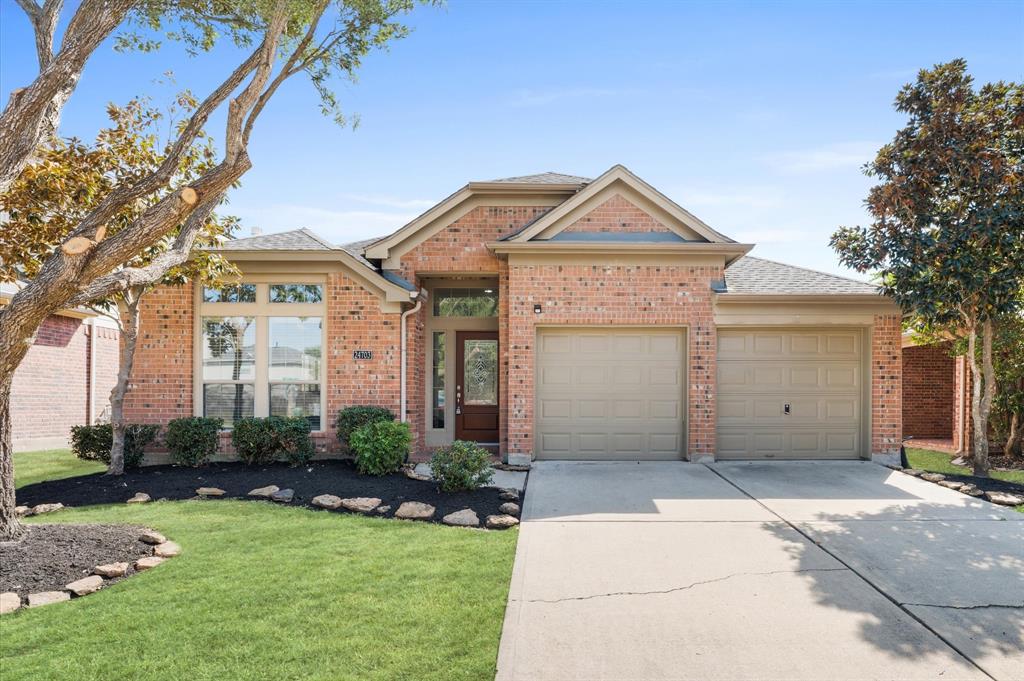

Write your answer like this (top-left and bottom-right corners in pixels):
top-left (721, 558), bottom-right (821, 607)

top-left (194, 277), bottom-right (327, 431)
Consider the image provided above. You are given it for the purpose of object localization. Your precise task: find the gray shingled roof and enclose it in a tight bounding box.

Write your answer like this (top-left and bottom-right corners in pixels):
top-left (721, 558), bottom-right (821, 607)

top-left (217, 228), bottom-right (336, 251)
top-left (488, 172), bottom-right (591, 185)
top-left (723, 256), bottom-right (880, 296)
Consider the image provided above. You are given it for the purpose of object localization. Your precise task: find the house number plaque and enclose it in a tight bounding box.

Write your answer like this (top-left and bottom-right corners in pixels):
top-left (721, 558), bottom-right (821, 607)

top-left (352, 350), bottom-right (373, 360)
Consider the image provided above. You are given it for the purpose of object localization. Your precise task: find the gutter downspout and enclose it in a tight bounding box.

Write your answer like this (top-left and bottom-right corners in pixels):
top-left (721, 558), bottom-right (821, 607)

top-left (87, 317), bottom-right (97, 425)
top-left (400, 291), bottom-right (424, 423)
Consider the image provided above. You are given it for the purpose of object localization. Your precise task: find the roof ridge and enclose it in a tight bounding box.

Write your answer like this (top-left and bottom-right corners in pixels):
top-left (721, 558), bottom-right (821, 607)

top-left (739, 255), bottom-right (875, 287)
top-left (299, 227), bottom-right (338, 249)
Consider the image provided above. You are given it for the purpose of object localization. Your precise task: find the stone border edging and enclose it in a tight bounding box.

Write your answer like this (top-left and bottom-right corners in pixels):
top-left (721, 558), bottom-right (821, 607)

top-left (891, 466), bottom-right (1024, 507)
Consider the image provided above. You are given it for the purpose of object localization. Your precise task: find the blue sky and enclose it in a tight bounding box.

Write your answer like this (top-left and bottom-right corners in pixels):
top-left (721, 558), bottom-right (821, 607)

top-left (2, 0), bottom-right (1022, 277)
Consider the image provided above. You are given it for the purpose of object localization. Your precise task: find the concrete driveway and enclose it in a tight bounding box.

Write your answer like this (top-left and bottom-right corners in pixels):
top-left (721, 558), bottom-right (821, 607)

top-left (496, 461), bottom-right (1023, 681)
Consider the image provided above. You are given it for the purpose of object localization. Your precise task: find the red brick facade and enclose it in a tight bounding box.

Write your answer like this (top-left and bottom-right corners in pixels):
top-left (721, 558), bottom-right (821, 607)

top-left (11, 314), bottom-right (120, 451)
top-left (871, 314), bottom-right (903, 456)
top-left (563, 194), bottom-right (672, 233)
top-left (901, 342), bottom-right (955, 439)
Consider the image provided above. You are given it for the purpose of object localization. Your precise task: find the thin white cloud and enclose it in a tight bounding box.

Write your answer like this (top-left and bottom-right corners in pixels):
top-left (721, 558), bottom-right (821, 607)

top-left (506, 87), bottom-right (626, 107)
top-left (761, 141), bottom-right (879, 173)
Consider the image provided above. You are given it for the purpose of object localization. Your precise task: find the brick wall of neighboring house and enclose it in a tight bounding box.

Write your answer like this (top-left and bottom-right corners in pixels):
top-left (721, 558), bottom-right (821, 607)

top-left (11, 314), bottom-right (120, 451)
top-left (871, 314), bottom-right (904, 457)
top-left (506, 263), bottom-right (721, 460)
top-left (902, 342), bottom-right (955, 439)
top-left (397, 204), bottom-right (553, 457)
top-left (563, 194), bottom-right (672, 233)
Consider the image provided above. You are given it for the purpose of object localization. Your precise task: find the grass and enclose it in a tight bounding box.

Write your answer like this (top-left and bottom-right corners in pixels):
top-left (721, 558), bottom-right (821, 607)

top-left (906, 447), bottom-right (1024, 513)
top-left (12, 448), bottom-right (104, 488)
top-left (4, 451), bottom-right (518, 681)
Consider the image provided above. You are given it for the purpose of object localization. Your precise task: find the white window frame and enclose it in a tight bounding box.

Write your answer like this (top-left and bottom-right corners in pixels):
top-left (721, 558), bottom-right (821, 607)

top-left (194, 276), bottom-right (327, 431)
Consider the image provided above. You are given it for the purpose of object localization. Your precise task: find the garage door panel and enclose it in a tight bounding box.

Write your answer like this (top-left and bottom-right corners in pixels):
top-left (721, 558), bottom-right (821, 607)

top-left (717, 328), bottom-right (864, 460)
top-left (536, 328), bottom-right (685, 460)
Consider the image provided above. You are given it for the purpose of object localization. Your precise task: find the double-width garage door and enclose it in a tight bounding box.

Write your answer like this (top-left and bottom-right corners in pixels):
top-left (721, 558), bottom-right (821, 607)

top-left (716, 328), bottom-right (865, 460)
top-left (535, 328), bottom-right (686, 460)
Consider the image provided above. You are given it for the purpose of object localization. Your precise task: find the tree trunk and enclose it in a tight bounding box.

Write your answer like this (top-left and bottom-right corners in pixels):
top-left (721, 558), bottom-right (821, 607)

top-left (967, 320), bottom-right (997, 477)
top-left (107, 291), bottom-right (141, 476)
top-left (0, 370), bottom-right (25, 541)
top-left (1007, 411), bottom-right (1022, 459)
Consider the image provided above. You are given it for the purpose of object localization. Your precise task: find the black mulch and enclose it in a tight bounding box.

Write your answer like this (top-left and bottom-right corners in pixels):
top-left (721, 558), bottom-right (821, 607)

top-left (15, 460), bottom-right (517, 525)
top-left (0, 524), bottom-right (151, 602)
top-left (932, 471), bottom-right (1024, 496)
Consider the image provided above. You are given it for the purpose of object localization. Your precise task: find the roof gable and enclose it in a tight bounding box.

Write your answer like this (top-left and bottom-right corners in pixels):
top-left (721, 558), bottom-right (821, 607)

top-left (504, 165), bottom-right (735, 243)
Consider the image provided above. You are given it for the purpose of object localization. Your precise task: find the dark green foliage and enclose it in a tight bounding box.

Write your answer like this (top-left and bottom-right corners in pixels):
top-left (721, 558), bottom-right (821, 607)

top-left (231, 418), bottom-right (277, 465)
top-left (429, 440), bottom-right (494, 492)
top-left (165, 417), bottom-right (222, 467)
top-left (232, 416), bottom-right (315, 466)
top-left (349, 420), bottom-right (410, 476)
top-left (70, 423), bottom-right (159, 469)
top-left (335, 405), bottom-right (395, 449)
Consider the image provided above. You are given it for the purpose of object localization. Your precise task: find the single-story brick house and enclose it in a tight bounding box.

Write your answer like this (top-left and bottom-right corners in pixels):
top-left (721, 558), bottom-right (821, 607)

top-left (3, 282), bottom-right (121, 452)
top-left (124, 165), bottom-right (902, 463)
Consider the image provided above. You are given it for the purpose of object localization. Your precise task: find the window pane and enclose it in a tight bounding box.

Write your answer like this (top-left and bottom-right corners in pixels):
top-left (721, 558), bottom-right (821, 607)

top-left (432, 331), bottom-right (445, 429)
top-left (202, 284), bottom-right (255, 303)
top-left (463, 339), bottom-right (497, 405)
top-left (432, 287), bottom-right (498, 317)
top-left (269, 317), bottom-right (321, 381)
top-left (202, 317), bottom-right (256, 380)
top-left (203, 383), bottom-right (254, 427)
top-left (270, 384), bottom-right (321, 430)
top-left (270, 284), bottom-right (323, 303)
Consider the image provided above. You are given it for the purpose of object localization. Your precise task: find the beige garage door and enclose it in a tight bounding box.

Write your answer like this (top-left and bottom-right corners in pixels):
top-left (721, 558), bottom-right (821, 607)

top-left (716, 328), bottom-right (865, 460)
top-left (535, 328), bottom-right (686, 460)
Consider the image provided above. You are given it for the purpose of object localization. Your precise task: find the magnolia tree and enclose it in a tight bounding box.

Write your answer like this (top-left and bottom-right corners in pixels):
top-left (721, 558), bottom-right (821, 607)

top-left (1, 94), bottom-right (242, 475)
top-left (0, 0), bottom-right (424, 541)
top-left (831, 60), bottom-right (1024, 476)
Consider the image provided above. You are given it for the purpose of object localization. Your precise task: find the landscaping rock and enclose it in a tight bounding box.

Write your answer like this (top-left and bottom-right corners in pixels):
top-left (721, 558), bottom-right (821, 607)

top-left (937, 480), bottom-right (965, 491)
top-left (28, 591), bottom-right (69, 608)
top-left (0, 592), bottom-right (20, 615)
top-left (312, 494), bottom-right (343, 509)
top-left (154, 541), bottom-right (181, 558)
top-left (66, 575), bottom-right (104, 596)
top-left (499, 489), bottom-right (520, 502)
top-left (135, 556), bottom-right (166, 571)
top-left (93, 562), bottom-right (129, 578)
top-left (196, 487), bottom-right (226, 497)
top-left (340, 497), bottom-right (381, 513)
top-left (270, 488), bottom-right (294, 503)
top-left (442, 509), bottom-right (479, 527)
top-left (951, 456), bottom-right (968, 467)
top-left (960, 484), bottom-right (984, 497)
top-left (402, 465), bottom-right (431, 482)
top-left (126, 492), bottom-right (151, 504)
top-left (498, 502), bottom-right (520, 516)
top-left (15, 505), bottom-right (31, 517)
top-left (985, 490), bottom-right (1024, 507)
top-left (485, 514), bottom-right (519, 530)
top-left (395, 501), bottom-right (435, 520)
top-left (139, 529), bottom-right (166, 545)
top-left (248, 485), bottom-right (279, 498)
top-left (901, 469), bottom-right (924, 477)
top-left (920, 473), bottom-right (946, 483)
top-left (31, 503), bottom-right (64, 515)
top-left (375, 505), bottom-right (391, 514)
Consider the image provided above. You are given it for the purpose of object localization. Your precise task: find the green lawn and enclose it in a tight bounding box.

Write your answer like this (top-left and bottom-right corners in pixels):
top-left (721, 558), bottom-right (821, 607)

top-left (13, 448), bottom-right (104, 488)
top-left (906, 447), bottom-right (1024, 513)
top-left (3, 451), bottom-right (518, 681)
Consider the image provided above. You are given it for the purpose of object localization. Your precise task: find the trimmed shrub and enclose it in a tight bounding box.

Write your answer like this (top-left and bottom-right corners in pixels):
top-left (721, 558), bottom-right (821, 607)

top-left (70, 423), bottom-right (159, 469)
top-left (165, 416), bottom-right (222, 466)
top-left (335, 405), bottom-right (394, 450)
top-left (430, 440), bottom-right (494, 492)
top-left (349, 420), bottom-right (410, 476)
top-left (232, 416), bottom-right (315, 466)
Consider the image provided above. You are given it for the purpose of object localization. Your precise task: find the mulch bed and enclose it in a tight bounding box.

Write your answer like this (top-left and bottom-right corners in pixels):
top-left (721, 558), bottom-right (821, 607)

top-left (15, 460), bottom-right (514, 525)
top-left (933, 471), bottom-right (1024, 496)
top-left (0, 524), bottom-right (151, 602)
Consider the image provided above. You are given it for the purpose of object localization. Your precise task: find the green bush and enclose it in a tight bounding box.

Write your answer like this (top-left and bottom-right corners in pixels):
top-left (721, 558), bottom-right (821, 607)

top-left (165, 416), bottom-right (222, 466)
top-left (429, 440), bottom-right (494, 492)
top-left (70, 423), bottom-right (159, 469)
top-left (232, 416), bottom-right (315, 466)
top-left (349, 420), bottom-right (410, 476)
top-left (335, 405), bottom-right (395, 450)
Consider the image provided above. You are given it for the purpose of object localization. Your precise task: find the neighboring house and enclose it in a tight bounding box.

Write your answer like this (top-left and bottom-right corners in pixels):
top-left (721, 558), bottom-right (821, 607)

top-left (124, 165), bottom-right (903, 463)
top-left (901, 335), bottom-right (972, 454)
top-left (3, 282), bottom-right (120, 452)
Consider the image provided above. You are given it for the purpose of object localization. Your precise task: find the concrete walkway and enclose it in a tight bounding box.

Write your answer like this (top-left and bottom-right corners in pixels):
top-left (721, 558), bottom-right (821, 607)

top-left (496, 461), bottom-right (1023, 681)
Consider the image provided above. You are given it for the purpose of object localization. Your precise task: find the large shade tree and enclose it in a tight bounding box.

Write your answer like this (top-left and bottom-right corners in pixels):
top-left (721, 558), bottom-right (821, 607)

top-left (831, 59), bottom-right (1024, 476)
top-left (0, 0), bottom-right (425, 541)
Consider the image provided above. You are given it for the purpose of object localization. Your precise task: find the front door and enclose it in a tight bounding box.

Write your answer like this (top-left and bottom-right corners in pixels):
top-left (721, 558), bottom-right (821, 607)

top-left (455, 331), bottom-right (499, 443)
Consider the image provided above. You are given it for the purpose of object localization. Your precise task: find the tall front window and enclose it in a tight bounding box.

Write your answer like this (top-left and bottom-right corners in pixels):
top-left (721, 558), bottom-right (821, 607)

top-left (198, 282), bottom-right (325, 429)
top-left (432, 331), bottom-right (446, 428)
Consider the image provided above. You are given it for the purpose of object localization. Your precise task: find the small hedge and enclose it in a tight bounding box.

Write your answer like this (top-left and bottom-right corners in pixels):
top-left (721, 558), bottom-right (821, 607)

top-left (336, 405), bottom-right (394, 450)
top-left (349, 420), bottom-right (410, 476)
top-left (430, 440), bottom-right (494, 492)
top-left (70, 423), bottom-right (159, 469)
top-left (165, 416), bottom-right (222, 466)
top-left (232, 416), bottom-right (314, 466)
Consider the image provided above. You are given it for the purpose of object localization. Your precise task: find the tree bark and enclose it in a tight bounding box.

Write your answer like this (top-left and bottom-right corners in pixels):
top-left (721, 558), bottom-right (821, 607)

top-left (0, 370), bottom-right (24, 541)
top-left (1006, 411), bottom-right (1022, 459)
top-left (967, 320), bottom-right (997, 477)
top-left (107, 289), bottom-right (141, 476)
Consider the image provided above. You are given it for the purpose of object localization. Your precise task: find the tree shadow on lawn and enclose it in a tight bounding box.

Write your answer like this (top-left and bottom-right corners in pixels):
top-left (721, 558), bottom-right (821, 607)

top-left (764, 505), bottom-right (1024, 678)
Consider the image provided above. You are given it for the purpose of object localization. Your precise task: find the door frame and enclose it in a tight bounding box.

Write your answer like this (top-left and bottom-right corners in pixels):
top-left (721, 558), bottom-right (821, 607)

top-left (455, 330), bottom-right (500, 444)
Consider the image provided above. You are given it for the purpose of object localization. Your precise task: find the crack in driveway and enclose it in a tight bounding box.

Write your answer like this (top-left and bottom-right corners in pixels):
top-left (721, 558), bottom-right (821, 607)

top-left (515, 567), bottom-right (847, 604)
top-left (902, 602), bottom-right (1024, 611)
